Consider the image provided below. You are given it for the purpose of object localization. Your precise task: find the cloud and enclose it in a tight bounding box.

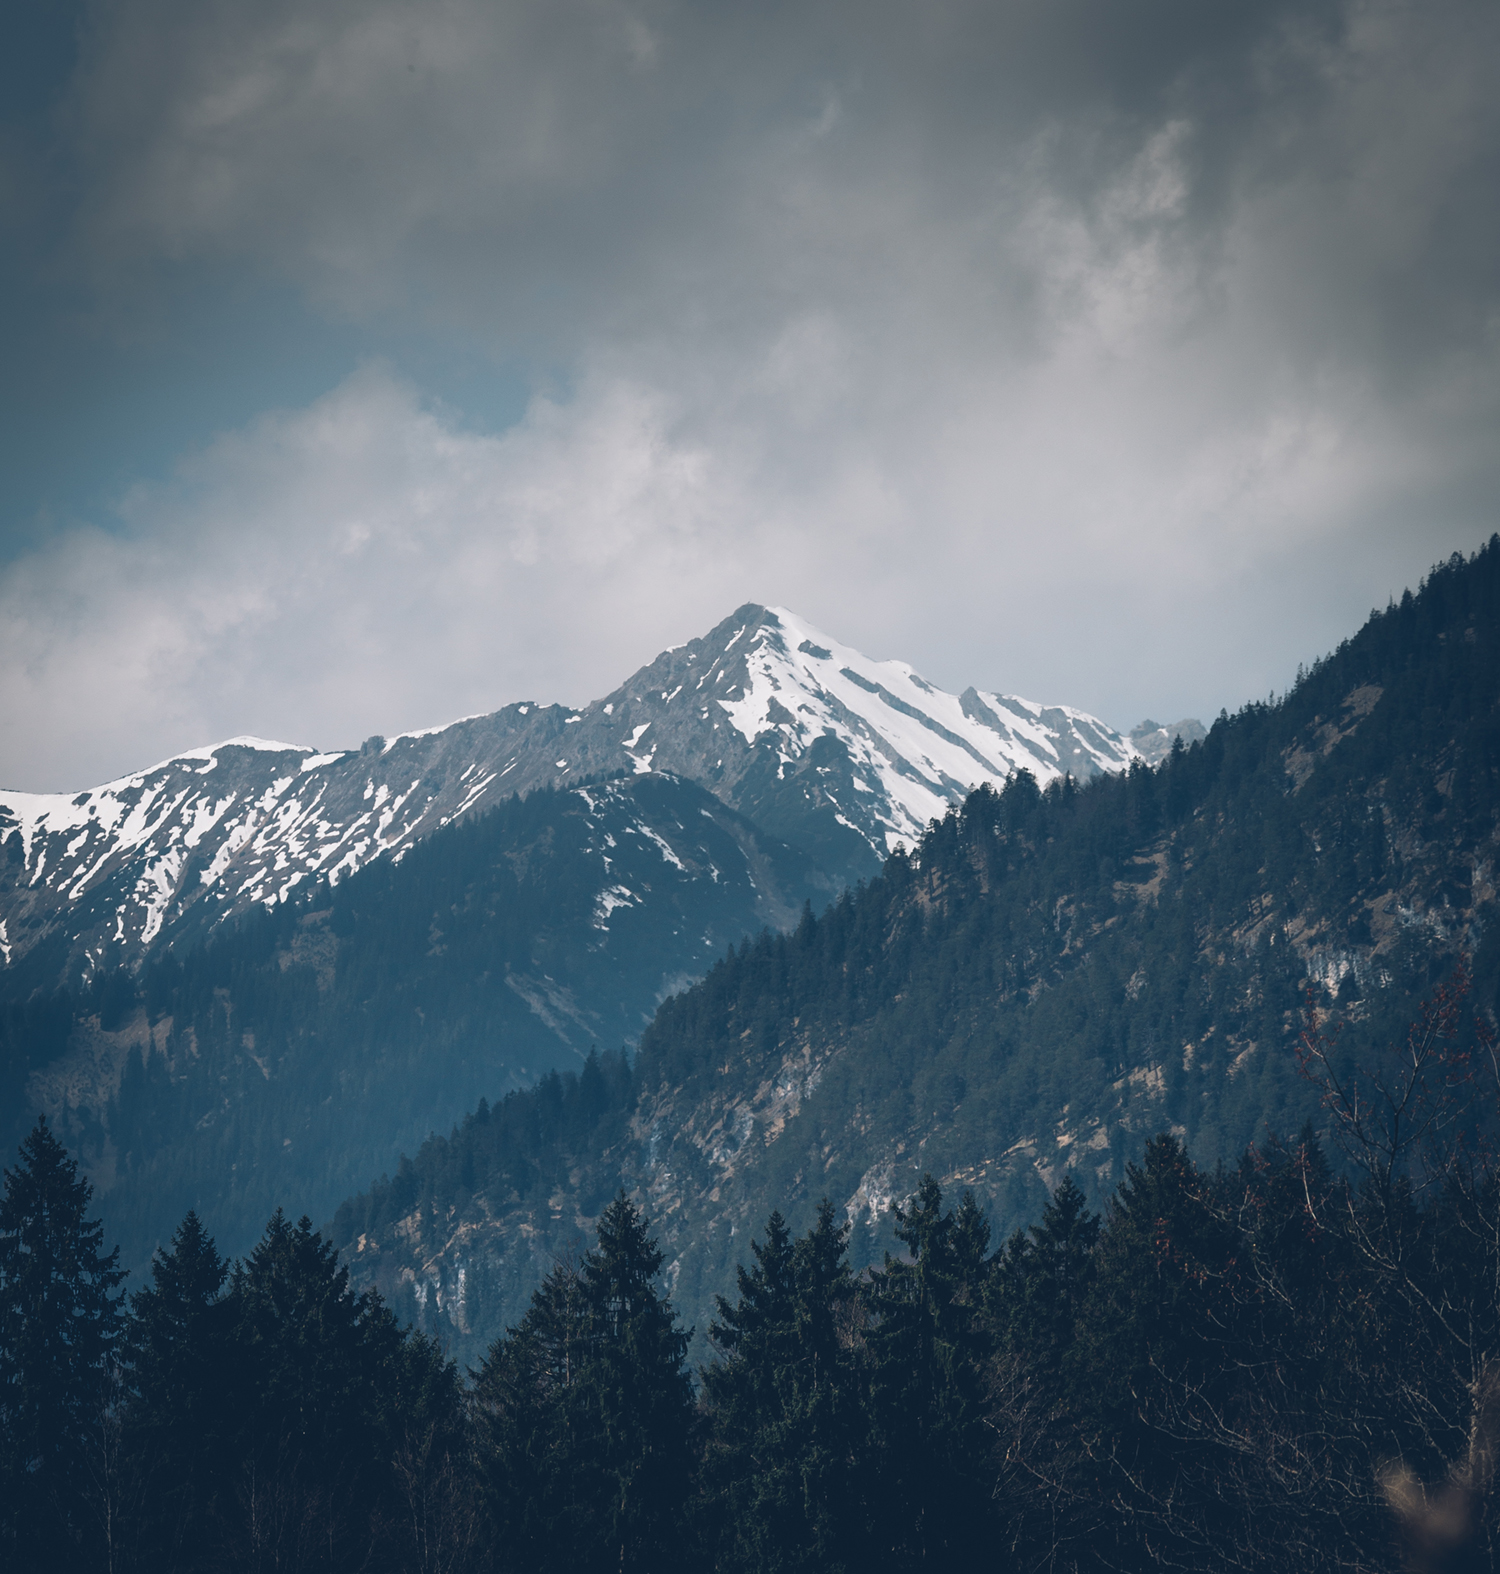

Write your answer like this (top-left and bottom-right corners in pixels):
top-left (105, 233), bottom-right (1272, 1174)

top-left (63, 0), bottom-right (1495, 366)
top-left (1, 318), bottom-right (1483, 791)
top-left (0, 367), bottom-right (741, 786)
top-left (1, 0), bottom-right (1495, 786)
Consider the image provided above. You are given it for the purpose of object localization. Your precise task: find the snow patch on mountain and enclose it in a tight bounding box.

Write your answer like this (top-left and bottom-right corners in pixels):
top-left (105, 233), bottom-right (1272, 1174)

top-left (714, 608), bottom-right (1138, 851)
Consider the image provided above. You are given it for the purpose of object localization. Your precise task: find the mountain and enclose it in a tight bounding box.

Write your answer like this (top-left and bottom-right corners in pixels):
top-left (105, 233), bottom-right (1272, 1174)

top-left (542, 604), bottom-right (1144, 878)
top-left (0, 605), bottom-right (1145, 993)
top-left (0, 603), bottom-right (1167, 1275)
top-left (3, 774), bottom-right (831, 1269)
top-left (1128, 716), bottom-right (1208, 766)
top-left (332, 543), bottom-right (1500, 1362)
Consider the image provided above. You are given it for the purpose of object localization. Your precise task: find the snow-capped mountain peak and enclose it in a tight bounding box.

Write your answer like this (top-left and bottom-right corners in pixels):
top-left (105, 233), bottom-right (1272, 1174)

top-left (706, 606), bottom-right (1135, 849)
top-left (0, 605), bottom-right (1155, 985)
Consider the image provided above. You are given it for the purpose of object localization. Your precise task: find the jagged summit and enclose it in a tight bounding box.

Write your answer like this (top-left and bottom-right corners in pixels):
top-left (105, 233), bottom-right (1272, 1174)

top-left (576, 604), bottom-right (1142, 867)
top-left (0, 604), bottom-right (1148, 985)
top-left (1128, 717), bottom-right (1209, 768)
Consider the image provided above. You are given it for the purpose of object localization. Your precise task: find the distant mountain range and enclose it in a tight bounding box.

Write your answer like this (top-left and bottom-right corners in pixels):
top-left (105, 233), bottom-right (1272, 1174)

top-left (5, 773), bottom-right (835, 1267)
top-left (1, 605), bottom-right (1201, 1271)
top-left (0, 604), bottom-right (1174, 995)
top-left (330, 545), bottom-right (1500, 1360)
top-left (6, 544), bottom-right (1493, 1379)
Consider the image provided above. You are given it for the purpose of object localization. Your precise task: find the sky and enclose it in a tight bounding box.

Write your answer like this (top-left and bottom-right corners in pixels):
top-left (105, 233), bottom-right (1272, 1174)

top-left (2, 0), bottom-right (1497, 792)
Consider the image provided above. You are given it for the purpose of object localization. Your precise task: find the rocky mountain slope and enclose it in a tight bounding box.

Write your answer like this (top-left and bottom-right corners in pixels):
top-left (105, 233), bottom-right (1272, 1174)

top-left (2, 773), bottom-right (833, 1268)
top-left (1129, 715), bottom-right (1207, 766)
top-left (332, 545), bottom-right (1500, 1361)
top-left (0, 606), bottom-right (1148, 993)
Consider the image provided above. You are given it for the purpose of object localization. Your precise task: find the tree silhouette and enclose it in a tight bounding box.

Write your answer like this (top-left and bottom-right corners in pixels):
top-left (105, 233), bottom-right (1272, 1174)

top-left (0, 1115), bottom-right (126, 1570)
top-left (125, 1209), bottom-right (230, 1571)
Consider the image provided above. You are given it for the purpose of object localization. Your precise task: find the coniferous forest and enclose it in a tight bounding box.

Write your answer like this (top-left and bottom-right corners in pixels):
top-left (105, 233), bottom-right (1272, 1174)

top-left (7, 0), bottom-right (1500, 1559)
top-left (5, 960), bottom-right (1500, 1574)
top-left (0, 772), bottom-right (830, 1277)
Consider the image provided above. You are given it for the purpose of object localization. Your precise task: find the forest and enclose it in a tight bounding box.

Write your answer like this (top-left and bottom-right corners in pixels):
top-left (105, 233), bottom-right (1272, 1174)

top-left (4, 955), bottom-right (1499, 1573)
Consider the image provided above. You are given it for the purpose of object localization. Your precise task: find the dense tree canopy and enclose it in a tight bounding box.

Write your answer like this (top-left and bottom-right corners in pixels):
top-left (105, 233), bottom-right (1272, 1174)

top-left (3, 543), bottom-right (1498, 1567)
top-left (7, 1069), bottom-right (1500, 1571)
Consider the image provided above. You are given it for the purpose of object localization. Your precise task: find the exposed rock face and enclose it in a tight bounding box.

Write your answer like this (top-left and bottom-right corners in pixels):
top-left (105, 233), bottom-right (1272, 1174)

top-left (0, 605), bottom-right (1142, 988)
top-left (1129, 716), bottom-right (1209, 767)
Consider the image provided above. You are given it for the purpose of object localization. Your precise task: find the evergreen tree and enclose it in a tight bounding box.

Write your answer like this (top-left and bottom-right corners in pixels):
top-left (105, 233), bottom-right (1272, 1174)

top-left (384, 1327), bottom-right (475, 1574)
top-left (0, 1115), bottom-right (127, 1571)
top-left (989, 1176), bottom-right (1107, 1567)
top-left (1082, 1135), bottom-right (1236, 1415)
top-left (124, 1210), bottom-right (232, 1572)
top-left (1075, 1135), bottom-right (1241, 1567)
top-left (216, 1209), bottom-right (406, 1571)
top-left (862, 1177), bottom-right (998, 1572)
top-left (995, 1174), bottom-right (1099, 1385)
top-left (473, 1260), bottom-right (590, 1572)
top-left (703, 1202), bottom-right (865, 1573)
top-left (574, 1191), bottom-right (694, 1573)
top-left (475, 1192), bottom-right (692, 1574)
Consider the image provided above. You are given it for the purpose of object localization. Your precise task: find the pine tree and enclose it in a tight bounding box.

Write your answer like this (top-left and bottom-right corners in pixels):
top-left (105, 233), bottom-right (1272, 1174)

top-left (219, 1209), bottom-right (405, 1571)
top-left (125, 1209), bottom-right (231, 1571)
top-left (862, 1177), bottom-right (997, 1572)
top-left (995, 1174), bottom-right (1099, 1384)
top-left (0, 1115), bottom-right (127, 1570)
top-left (1075, 1134), bottom-right (1241, 1567)
top-left (574, 1191), bottom-right (694, 1574)
top-left (473, 1260), bottom-right (589, 1571)
top-left (708, 1210), bottom-right (797, 1408)
top-left (1082, 1134), bottom-right (1236, 1412)
top-left (704, 1201), bottom-right (866, 1574)
top-left (474, 1193), bottom-right (691, 1574)
top-left (385, 1328), bottom-right (474, 1574)
top-left (988, 1176), bottom-right (1105, 1563)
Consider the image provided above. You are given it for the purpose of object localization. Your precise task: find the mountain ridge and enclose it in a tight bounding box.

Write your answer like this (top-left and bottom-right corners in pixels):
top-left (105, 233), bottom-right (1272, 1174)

top-left (2, 772), bottom-right (836, 1269)
top-left (0, 604), bottom-right (1156, 992)
top-left (331, 543), bottom-right (1500, 1361)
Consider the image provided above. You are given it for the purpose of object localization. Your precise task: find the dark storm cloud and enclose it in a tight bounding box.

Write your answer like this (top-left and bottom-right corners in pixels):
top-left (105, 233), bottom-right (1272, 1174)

top-left (67, 0), bottom-right (1484, 363)
top-left (1, 0), bottom-right (1497, 787)
top-left (51, 1), bottom-right (1344, 329)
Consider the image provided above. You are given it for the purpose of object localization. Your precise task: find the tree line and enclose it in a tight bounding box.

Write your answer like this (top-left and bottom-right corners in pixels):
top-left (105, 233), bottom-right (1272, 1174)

top-left (5, 971), bottom-right (1500, 1572)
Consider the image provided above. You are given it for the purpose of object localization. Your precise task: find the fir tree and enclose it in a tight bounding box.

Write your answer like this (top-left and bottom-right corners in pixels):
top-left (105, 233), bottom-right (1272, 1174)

top-left (473, 1260), bottom-right (590, 1571)
top-left (574, 1191), bottom-right (694, 1574)
top-left (995, 1174), bottom-right (1099, 1385)
top-left (384, 1327), bottom-right (473, 1574)
top-left (125, 1209), bottom-right (231, 1571)
top-left (704, 1201), bottom-right (866, 1574)
top-left (0, 1115), bottom-right (126, 1570)
top-left (1075, 1135), bottom-right (1242, 1566)
top-left (475, 1192), bottom-right (692, 1574)
top-left (862, 1177), bottom-right (997, 1572)
top-left (218, 1209), bottom-right (405, 1571)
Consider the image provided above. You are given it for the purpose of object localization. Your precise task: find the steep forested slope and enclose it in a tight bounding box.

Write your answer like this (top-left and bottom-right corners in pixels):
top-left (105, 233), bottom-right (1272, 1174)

top-left (0, 775), bottom-right (830, 1269)
top-left (335, 542), bottom-right (1500, 1361)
